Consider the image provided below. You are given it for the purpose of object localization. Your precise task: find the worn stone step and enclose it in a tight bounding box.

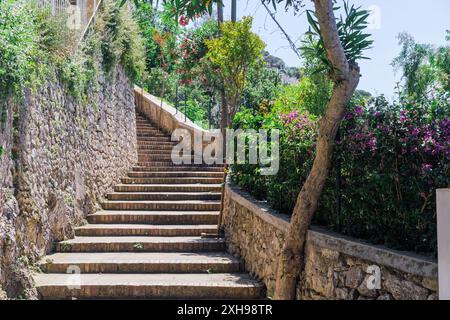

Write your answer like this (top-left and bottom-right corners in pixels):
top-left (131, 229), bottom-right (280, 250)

top-left (138, 154), bottom-right (175, 161)
top-left (132, 166), bottom-right (224, 172)
top-left (137, 162), bottom-right (223, 167)
top-left (34, 273), bottom-right (263, 299)
top-left (136, 125), bottom-right (163, 129)
top-left (137, 136), bottom-right (172, 141)
top-left (107, 192), bottom-right (222, 201)
top-left (136, 123), bottom-right (163, 132)
top-left (121, 177), bottom-right (223, 184)
top-left (101, 200), bottom-right (221, 211)
top-left (138, 145), bottom-right (175, 150)
top-left (136, 153), bottom-right (174, 159)
top-left (56, 236), bottom-right (225, 252)
top-left (136, 137), bottom-right (174, 146)
top-left (75, 224), bottom-right (218, 237)
top-left (137, 144), bottom-right (176, 149)
top-left (137, 133), bottom-right (168, 138)
top-left (137, 149), bottom-right (175, 154)
top-left (39, 252), bottom-right (241, 273)
top-left (137, 154), bottom-right (200, 160)
top-left (114, 184), bottom-right (222, 193)
top-left (136, 132), bottom-right (165, 136)
top-left (87, 211), bottom-right (219, 225)
top-left (128, 171), bottom-right (224, 178)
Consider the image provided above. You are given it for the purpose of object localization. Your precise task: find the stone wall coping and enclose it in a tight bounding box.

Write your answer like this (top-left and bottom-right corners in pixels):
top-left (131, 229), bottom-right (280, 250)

top-left (225, 182), bottom-right (291, 233)
top-left (225, 182), bottom-right (438, 279)
top-left (134, 86), bottom-right (208, 134)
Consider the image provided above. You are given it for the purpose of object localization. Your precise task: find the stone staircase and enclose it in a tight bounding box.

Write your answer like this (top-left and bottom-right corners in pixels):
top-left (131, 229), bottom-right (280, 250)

top-left (33, 113), bottom-right (263, 299)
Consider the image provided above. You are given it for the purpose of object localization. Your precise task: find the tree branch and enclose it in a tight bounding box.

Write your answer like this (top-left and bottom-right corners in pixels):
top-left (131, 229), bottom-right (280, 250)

top-left (261, 1), bottom-right (302, 61)
top-left (312, 0), bottom-right (350, 80)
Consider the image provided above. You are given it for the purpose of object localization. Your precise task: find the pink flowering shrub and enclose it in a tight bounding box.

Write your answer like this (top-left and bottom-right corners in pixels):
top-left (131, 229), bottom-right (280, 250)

top-left (316, 96), bottom-right (449, 255)
top-left (175, 20), bottom-right (219, 86)
top-left (232, 96), bottom-right (449, 255)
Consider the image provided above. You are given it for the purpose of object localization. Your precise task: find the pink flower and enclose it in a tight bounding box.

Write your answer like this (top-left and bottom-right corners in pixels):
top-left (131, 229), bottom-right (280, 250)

top-left (419, 192), bottom-right (428, 199)
top-left (179, 16), bottom-right (189, 27)
top-left (354, 106), bottom-right (364, 116)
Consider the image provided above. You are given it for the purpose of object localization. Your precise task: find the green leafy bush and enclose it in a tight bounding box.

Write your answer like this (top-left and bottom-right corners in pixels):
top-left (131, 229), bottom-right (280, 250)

top-left (232, 95), bottom-right (449, 255)
top-left (0, 1), bottom-right (40, 100)
top-left (96, 0), bottom-right (146, 81)
top-left (1, 0), bottom-right (146, 103)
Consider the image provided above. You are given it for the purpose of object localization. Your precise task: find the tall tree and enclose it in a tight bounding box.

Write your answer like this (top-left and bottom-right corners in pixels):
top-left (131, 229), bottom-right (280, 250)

top-left (205, 17), bottom-right (265, 127)
top-left (268, 0), bottom-right (372, 299)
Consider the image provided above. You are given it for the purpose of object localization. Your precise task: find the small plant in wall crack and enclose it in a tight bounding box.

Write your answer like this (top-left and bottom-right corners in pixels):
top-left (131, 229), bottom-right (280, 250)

top-left (133, 242), bottom-right (144, 250)
top-left (60, 242), bottom-right (73, 252)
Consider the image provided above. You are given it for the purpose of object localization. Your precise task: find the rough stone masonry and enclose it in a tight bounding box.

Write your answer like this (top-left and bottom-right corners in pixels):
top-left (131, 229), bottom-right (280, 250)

top-left (222, 182), bottom-right (438, 300)
top-left (0, 65), bottom-right (137, 298)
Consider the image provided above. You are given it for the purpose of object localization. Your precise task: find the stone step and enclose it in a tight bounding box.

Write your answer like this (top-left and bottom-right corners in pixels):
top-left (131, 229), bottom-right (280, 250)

top-left (136, 128), bottom-right (166, 133)
top-left (114, 184), bottom-right (222, 193)
top-left (136, 123), bottom-right (163, 132)
top-left (137, 150), bottom-right (194, 154)
top-left (137, 144), bottom-right (176, 149)
top-left (136, 125), bottom-right (163, 130)
top-left (101, 200), bottom-right (221, 211)
top-left (137, 151), bottom-right (189, 157)
top-left (121, 177), bottom-right (223, 185)
top-left (128, 171), bottom-right (224, 178)
top-left (138, 154), bottom-right (175, 161)
top-left (34, 273), bottom-right (263, 299)
top-left (56, 236), bottom-right (225, 252)
top-left (137, 154), bottom-right (200, 160)
top-left (132, 166), bottom-right (224, 172)
top-left (137, 137), bottom-right (172, 142)
top-left (136, 118), bottom-right (155, 123)
top-left (107, 191), bottom-right (222, 201)
top-left (75, 224), bottom-right (218, 237)
top-left (137, 162), bottom-right (223, 167)
top-left (87, 211), bottom-right (219, 225)
top-left (39, 252), bottom-right (241, 273)
top-left (107, 192), bottom-right (222, 201)
top-left (138, 145), bottom-right (175, 150)
top-left (137, 133), bottom-right (168, 138)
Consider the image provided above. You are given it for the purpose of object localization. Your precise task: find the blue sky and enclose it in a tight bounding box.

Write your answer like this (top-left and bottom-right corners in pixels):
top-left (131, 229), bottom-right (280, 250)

top-left (220, 0), bottom-right (450, 99)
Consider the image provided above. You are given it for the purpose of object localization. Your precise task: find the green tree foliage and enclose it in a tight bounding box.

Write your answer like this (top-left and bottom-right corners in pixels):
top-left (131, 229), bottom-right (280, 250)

top-left (301, 1), bottom-right (373, 75)
top-left (392, 31), bottom-right (450, 99)
top-left (205, 17), bottom-right (265, 125)
top-left (241, 64), bottom-right (282, 113)
top-left (134, 2), bottom-right (180, 98)
top-left (1, 1), bottom-right (47, 100)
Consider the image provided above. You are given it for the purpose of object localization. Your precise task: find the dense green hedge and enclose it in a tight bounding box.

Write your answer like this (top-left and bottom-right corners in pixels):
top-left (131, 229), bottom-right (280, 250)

top-left (232, 96), bottom-right (449, 255)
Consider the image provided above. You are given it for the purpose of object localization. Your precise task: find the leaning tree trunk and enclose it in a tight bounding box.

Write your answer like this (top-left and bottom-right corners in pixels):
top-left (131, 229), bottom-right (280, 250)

top-left (274, 0), bottom-right (361, 300)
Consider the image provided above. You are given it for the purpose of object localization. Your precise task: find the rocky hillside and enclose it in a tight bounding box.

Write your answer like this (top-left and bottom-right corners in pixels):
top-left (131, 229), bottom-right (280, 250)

top-left (263, 51), bottom-right (301, 84)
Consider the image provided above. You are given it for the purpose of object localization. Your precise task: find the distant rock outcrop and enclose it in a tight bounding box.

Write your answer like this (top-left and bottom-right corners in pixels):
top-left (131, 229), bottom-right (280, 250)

top-left (263, 51), bottom-right (301, 84)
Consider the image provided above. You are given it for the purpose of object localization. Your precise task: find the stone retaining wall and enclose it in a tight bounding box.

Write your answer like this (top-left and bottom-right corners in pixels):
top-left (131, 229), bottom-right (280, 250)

top-left (222, 182), bottom-right (439, 300)
top-left (0, 65), bottom-right (137, 298)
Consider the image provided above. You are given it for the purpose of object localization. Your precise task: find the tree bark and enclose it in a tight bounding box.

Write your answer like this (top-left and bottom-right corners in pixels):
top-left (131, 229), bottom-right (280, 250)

top-left (217, 1), bottom-right (224, 24)
top-left (273, 0), bottom-right (361, 300)
top-left (217, 1), bottom-right (227, 159)
top-left (220, 91), bottom-right (228, 157)
top-left (231, 0), bottom-right (237, 22)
